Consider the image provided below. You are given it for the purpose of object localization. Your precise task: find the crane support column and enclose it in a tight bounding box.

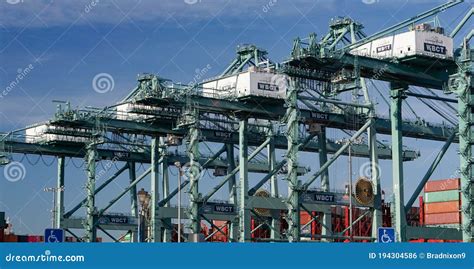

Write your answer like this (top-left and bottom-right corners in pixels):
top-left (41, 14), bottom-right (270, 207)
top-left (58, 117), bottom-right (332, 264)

top-left (150, 137), bottom-right (161, 242)
top-left (368, 113), bottom-right (382, 240)
top-left (187, 117), bottom-right (201, 242)
top-left (268, 131), bottom-right (279, 198)
top-left (318, 126), bottom-right (332, 240)
top-left (390, 83), bottom-right (407, 242)
top-left (160, 137), bottom-right (170, 205)
top-left (451, 44), bottom-right (474, 242)
top-left (238, 119), bottom-right (250, 242)
top-left (226, 143), bottom-right (239, 241)
top-left (286, 77), bottom-right (300, 242)
top-left (55, 156), bottom-right (65, 229)
top-left (128, 162), bottom-right (138, 242)
top-left (459, 81), bottom-right (474, 242)
top-left (85, 145), bottom-right (97, 242)
top-left (159, 137), bottom-right (172, 242)
top-left (268, 130), bottom-right (281, 240)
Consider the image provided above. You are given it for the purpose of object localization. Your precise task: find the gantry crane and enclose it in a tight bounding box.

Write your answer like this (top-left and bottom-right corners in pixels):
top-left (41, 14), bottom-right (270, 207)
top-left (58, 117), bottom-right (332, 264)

top-left (0, 0), bottom-right (472, 243)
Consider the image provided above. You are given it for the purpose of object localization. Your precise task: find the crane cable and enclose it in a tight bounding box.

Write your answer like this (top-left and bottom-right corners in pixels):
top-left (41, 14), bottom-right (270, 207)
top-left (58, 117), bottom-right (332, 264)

top-left (25, 154), bottom-right (41, 165)
top-left (70, 158), bottom-right (84, 168)
top-left (411, 87), bottom-right (457, 125)
top-left (40, 155), bottom-right (56, 167)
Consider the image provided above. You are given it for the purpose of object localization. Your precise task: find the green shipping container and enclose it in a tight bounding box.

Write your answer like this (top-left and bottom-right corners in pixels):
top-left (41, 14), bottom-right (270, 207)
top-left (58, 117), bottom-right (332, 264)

top-left (424, 190), bottom-right (460, 203)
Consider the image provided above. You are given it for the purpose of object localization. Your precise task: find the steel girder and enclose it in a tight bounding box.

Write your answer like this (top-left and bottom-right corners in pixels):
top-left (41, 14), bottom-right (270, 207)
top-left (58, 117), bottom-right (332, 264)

top-left (390, 83), bottom-right (408, 242)
top-left (285, 77), bottom-right (300, 242)
top-left (450, 44), bottom-right (474, 242)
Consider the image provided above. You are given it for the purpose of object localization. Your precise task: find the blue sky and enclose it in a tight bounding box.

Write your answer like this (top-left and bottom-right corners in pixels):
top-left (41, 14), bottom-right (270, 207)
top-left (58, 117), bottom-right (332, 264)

top-left (0, 0), bottom-right (472, 239)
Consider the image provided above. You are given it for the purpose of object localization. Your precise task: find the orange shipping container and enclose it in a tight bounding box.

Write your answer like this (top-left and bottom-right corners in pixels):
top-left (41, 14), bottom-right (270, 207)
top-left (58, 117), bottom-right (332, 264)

top-left (424, 178), bottom-right (460, 193)
top-left (424, 212), bottom-right (461, 225)
top-left (4, 234), bottom-right (18, 242)
top-left (300, 211), bottom-right (312, 224)
top-left (424, 201), bottom-right (460, 214)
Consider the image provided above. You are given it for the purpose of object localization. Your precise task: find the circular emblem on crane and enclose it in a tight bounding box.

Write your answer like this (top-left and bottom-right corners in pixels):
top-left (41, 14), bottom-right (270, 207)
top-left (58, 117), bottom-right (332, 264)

top-left (354, 177), bottom-right (374, 206)
top-left (253, 189), bottom-right (271, 216)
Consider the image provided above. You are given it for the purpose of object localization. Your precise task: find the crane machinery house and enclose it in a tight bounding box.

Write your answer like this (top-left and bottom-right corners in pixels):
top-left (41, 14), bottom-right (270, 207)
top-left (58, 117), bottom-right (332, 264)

top-left (202, 66), bottom-right (287, 100)
top-left (350, 23), bottom-right (453, 60)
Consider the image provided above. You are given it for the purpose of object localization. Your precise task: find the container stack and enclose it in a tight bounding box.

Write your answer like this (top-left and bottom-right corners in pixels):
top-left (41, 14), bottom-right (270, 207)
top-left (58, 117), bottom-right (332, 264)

top-left (423, 178), bottom-right (461, 227)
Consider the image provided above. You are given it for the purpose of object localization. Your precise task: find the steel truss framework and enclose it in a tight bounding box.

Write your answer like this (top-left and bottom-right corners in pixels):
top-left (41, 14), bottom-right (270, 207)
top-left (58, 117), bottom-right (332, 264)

top-left (0, 0), bottom-right (472, 242)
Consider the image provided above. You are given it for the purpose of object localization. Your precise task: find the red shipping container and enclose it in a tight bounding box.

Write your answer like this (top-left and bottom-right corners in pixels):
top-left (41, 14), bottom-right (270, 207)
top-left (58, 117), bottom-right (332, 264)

top-left (409, 239), bottom-right (426, 243)
top-left (424, 178), bottom-right (460, 193)
top-left (27, 235), bottom-right (43, 242)
top-left (424, 201), bottom-right (460, 214)
top-left (27, 235), bottom-right (36, 242)
top-left (424, 212), bottom-right (461, 225)
top-left (427, 239), bottom-right (445, 243)
top-left (211, 220), bottom-right (229, 242)
top-left (300, 211), bottom-right (312, 224)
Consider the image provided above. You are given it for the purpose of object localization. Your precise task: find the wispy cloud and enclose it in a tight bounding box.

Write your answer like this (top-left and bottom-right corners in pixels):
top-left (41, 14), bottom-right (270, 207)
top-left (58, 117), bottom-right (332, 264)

top-left (0, 0), bottom-right (340, 28)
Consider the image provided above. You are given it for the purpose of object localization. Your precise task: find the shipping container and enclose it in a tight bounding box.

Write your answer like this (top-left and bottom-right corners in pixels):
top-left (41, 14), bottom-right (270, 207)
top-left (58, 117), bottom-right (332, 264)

top-left (409, 238), bottom-right (426, 243)
top-left (424, 212), bottom-right (461, 225)
top-left (426, 239), bottom-right (445, 243)
top-left (424, 178), bottom-right (460, 193)
top-left (4, 235), bottom-right (17, 242)
top-left (300, 211), bottom-right (313, 224)
top-left (424, 201), bottom-right (460, 214)
top-left (27, 235), bottom-right (43, 242)
top-left (210, 220), bottom-right (229, 242)
top-left (424, 189), bottom-right (460, 203)
top-left (17, 235), bottom-right (28, 242)
top-left (407, 207), bottom-right (420, 226)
